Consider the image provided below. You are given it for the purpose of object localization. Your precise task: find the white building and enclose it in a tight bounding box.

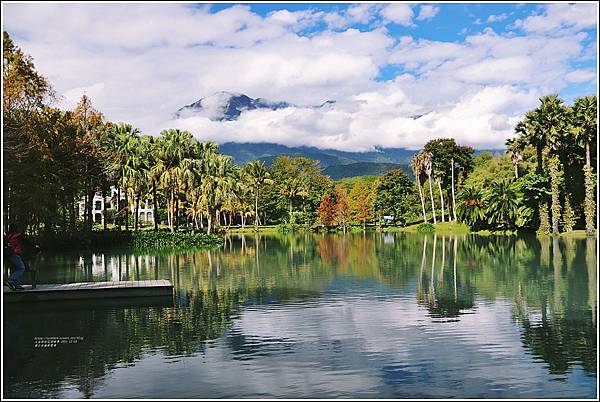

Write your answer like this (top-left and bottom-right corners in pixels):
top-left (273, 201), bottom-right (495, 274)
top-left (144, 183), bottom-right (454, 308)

top-left (77, 186), bottom-right (155, 225)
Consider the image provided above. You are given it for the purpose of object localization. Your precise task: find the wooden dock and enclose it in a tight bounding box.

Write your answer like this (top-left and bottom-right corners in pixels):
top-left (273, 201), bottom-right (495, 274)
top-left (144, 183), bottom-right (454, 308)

top-left (3, 280), bottom-right (173, 303)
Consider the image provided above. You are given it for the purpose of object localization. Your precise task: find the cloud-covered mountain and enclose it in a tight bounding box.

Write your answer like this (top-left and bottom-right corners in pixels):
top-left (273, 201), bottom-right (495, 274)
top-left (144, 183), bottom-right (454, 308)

top-left (174, 91), bottom-right (335, 121)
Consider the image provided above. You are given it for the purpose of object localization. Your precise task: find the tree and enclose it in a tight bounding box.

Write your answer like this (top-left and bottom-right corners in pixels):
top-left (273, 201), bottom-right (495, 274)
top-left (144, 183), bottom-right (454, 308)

top-left (423, 138), bottom-right (474, 222)
top-left (3, 31), bottom-right (53, 231)
top-left (317, 194), bottom-right (336, 227)
top-left (456, 186), bottom-right (486, 229)
top-left (411, 152), bottom-right (428, 222)
top-left (422, 152), bottom-right (437, 223)
top-left (572, 95), bottom-right (597, 236)
top-left (245, 160), bottom-right (273, 229)
top-left (485, 180), bottom-right (521, 231)
top-left (374, 168), bottom-right (418, 226)
top-left (538, 94), bottom-right (569, 234)
top-left (334, 185), bottom-right (350, 232)
top-left (348, 180), bottom-right (374, 230)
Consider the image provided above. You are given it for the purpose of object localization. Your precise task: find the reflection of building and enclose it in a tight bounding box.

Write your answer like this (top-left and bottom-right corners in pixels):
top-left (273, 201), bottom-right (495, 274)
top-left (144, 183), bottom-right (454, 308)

top-left (77, 186), bottom-right (155, 224)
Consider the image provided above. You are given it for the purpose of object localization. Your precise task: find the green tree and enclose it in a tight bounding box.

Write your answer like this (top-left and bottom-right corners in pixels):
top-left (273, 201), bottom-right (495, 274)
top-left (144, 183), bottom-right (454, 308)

top-left (245, 160), bottom-right (273, 228)
top-left (374, 168), bottom-right (418, 226)
top-left (484, 180), bottom-right (521, 231)
top-left (456, 186), bottom-right (486, 229)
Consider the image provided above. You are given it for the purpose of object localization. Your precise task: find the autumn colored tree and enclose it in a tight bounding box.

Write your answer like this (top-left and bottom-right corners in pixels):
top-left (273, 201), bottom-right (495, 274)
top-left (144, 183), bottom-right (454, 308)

top-left (334, 185), bottom-right (350, 232)
top-left (317, 194), bottom-right (337, 227)
top-left (348, 180), bottom-right (374, 230)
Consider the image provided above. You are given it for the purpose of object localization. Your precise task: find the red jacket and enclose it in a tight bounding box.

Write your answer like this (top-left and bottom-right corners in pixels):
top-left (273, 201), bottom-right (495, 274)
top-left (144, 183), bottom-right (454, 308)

top-left (6, 232), bottom-right (24, 256)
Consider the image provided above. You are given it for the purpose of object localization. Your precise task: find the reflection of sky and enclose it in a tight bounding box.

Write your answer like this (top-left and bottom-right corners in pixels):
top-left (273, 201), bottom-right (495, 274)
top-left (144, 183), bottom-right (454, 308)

top-left (76, 292), bottom-right (595, 399)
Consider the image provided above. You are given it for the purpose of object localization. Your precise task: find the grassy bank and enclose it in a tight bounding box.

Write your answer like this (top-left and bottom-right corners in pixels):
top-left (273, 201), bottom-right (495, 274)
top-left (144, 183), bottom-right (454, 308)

top-left (382, 223), bottom-right (595, 237)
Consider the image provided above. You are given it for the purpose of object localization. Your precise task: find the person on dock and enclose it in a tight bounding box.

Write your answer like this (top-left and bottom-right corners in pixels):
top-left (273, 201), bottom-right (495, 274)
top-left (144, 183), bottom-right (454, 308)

top-left (4, 223), bottom-right (40, 291)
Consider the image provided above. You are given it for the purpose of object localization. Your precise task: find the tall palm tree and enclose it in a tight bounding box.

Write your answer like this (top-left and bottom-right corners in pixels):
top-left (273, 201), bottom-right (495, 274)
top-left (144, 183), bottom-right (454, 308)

top-left (423, 152), bottom-right (437, 224)
top-left (515, 109), bottom-right (545, 174)
top-left (156, 129), bottom-right (194, 232)
top-left (108, 123), bottom-right (140, 231)
top-left (411, 152), bottom-right (427, 222)
top-left (435, 171), bottom-right (445, 222)
top-left (539, 94), bottom-right (568, 234)
top-left (246, 160), bottom-right (273, 229)
top-left (572, 95), bottom-right (597, 236)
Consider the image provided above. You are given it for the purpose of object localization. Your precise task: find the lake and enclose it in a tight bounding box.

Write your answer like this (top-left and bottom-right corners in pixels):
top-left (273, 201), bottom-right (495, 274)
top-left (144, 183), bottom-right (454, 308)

top-left (3, 232), bottom-right (597, 399)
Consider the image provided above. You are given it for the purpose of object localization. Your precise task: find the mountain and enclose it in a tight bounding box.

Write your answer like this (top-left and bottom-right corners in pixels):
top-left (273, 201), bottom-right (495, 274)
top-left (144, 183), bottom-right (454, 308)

top-left (218, 142), bottom-right (418, 167)
top-left (174, 91), bottom-right (335, 121)
top-left (218, 142), bottom-right (504, 179)
top-left (324, 162), bottom-right (410, 180)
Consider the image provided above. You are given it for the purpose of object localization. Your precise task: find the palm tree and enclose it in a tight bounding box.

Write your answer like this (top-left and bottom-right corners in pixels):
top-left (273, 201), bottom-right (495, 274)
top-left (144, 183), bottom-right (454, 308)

top-left (456, 186), bottom-right (486, 228)
top-left (156, 129), bottom-right (194, 232)
top-left (423, 151), bottom-right (437, 223)
top-left (245, 160), bottom-right (273, 229)
top-left (411, 152), bottom-right (427, 222)
top-left (572, 95), bottom-right (597, 236)
top-left (435, 171), bottom-right (445, 222)
top-left (450, 157), bottom-right (457, 222)
top-left (279, 176), bottom-right (308, 223)
top-left (539, 94), bottom-right (568, 234)
top-left (506, 138), bottom-right (523, 179)
top-left (515, 110), bottom-right (545, 174)
top-left (108, 123), bottom-right (141, 231)
top-left (485, 180), bottom-right (521, 231)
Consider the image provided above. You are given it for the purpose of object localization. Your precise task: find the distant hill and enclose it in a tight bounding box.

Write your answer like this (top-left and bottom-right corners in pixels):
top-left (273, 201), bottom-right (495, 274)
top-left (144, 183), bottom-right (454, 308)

top-left (218, 141), bottom-right (503, 179)
top-left (218, 142), bottom-right (418, 167)
top-left (324, 162), bottom-right (411, 180)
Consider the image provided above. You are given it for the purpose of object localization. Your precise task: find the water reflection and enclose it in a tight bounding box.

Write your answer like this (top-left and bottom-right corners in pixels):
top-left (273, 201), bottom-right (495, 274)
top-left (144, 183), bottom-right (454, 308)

top-left (3, 232), bottom-right (597, 398)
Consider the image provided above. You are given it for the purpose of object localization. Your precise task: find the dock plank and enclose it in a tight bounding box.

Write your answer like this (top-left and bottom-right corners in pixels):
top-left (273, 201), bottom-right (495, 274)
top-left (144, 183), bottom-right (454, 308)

top-left (3, 280), bottom-right (173, 303)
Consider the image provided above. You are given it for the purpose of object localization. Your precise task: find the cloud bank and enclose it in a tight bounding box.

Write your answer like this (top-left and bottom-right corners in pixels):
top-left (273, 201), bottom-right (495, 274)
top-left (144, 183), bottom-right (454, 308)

top-left (3, 3), bottom-right (597, 151)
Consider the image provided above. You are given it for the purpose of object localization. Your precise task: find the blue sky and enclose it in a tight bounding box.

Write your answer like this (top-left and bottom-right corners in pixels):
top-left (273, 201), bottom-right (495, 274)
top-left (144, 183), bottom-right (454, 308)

top-left (3, 2), bottom-right (598, 150)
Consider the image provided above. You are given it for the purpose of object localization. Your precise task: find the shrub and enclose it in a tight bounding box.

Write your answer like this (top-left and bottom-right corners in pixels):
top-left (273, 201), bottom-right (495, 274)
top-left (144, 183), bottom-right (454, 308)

top-left (130, 231), bottom-right (223, 249)
top-left (417, 223), bottom-right (435, 233)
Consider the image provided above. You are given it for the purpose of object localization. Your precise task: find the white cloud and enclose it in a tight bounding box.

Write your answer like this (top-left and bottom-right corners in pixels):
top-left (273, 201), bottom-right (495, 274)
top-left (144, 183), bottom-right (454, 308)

top-left (416, 5), bottom-right (439, 21)
top-left (565, 69), bottom-right (597, 84)
top-left (487, 13), bottom-right (509, 23)
top-left (514, 3), bottom-right (598, 34)
top-left (323, 3), bottom-right (379, 30)
top-left (2, 3), bottom-right (597, 152)
top-left (380, 3), bottom-right (414, 27)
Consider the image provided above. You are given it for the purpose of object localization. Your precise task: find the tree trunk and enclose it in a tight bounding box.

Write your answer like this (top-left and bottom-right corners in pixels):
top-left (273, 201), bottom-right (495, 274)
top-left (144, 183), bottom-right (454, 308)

top-left (536, 145), bottom-right (543, 174)
top-left (437, 179), bottom-right (445, 222)
top-left (135, 194), bottom-right (140, 231)
top-left (102, 188), bottom-right (107, 231)
top-left (451, 158), bottom-right (457, 222)
top-left (207, 214), bottom-right (212, 235)
top-left (117, 187), bottom-right (121, 231)
top-left (550, 157), bottom-right (560, 234)
top-left (427, 175), bottom-right (437, 224)
top-left (254, 186), bottom-right (260, 229)
top-left (125, 188), bottom-right (129, 231)
top-left (169, 189), bottom-right (174, 232)
top-left (175, 196), bottom-right (179, 232)
top-left (416, 178), bottom-right (427, 223)
top-left (153, 181), bottom-right (158, 231)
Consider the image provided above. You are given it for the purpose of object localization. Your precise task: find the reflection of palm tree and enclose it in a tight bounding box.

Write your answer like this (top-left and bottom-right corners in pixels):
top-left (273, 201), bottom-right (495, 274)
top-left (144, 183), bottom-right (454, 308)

top-left (453, 236), bottom-right (457, 301)
top-left (586, 237), bottom-right (596, 325)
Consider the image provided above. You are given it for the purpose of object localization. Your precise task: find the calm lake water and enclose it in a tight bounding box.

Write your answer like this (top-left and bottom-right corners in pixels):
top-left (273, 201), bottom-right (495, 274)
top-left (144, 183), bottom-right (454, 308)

top-left (3, 232), bottom-right (597, 399)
